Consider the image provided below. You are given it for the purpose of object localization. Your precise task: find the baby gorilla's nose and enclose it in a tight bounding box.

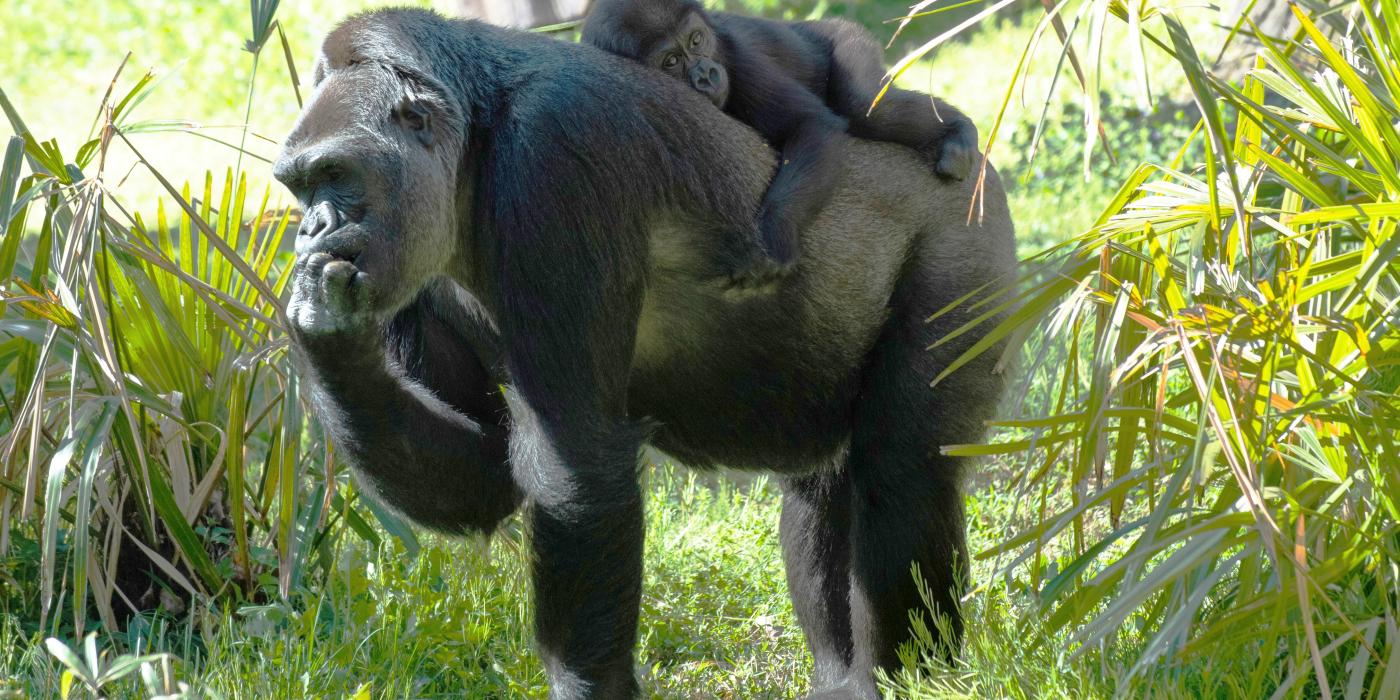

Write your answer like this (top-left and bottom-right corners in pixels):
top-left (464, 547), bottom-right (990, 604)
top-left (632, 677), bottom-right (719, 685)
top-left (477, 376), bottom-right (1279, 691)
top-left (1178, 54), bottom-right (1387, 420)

top-left (688, 59), bottom-right (722, 93)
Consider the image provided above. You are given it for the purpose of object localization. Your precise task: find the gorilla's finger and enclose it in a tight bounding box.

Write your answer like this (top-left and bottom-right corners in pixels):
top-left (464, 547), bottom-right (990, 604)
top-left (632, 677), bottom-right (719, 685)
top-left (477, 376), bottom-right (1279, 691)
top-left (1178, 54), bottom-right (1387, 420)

top-left (289, 254), bottom-right (314, 291)
top-left (293, 253), bottom-right (335, 303)
top-left (289, 256), bottom-right (320, 311)
top-left (304, 252), bottom-right (335, 282)
top-left (322, 258), bottom-right (356, 286)
top-left (349, 271), bottom-right (372, 311)
top-left (320, 259), bottom-right (360, 316)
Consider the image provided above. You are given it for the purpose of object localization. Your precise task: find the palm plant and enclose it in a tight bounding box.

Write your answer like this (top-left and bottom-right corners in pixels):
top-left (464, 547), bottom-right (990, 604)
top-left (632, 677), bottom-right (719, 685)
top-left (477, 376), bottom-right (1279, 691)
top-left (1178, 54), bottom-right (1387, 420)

top-left (0, 1), bottom-right (390, 641)
top-left (889, 0), bottom-right (1398, 695)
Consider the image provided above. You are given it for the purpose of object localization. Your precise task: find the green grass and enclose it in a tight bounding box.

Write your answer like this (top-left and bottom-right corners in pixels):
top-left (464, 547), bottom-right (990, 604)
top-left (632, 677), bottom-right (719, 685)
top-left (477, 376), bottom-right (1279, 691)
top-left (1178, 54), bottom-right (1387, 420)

top-left (0, 0), bottom-right (454, 210)
top-left (3, 464), bottom-right (1119, 699)
top-left (0, 469), bottom-right (802, 698)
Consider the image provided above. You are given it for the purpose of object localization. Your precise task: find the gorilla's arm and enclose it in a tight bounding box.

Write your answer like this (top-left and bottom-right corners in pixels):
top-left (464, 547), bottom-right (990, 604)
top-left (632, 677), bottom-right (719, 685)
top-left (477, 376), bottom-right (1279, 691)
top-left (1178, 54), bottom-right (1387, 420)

top-left (292, 268), bottom-right (520, 534)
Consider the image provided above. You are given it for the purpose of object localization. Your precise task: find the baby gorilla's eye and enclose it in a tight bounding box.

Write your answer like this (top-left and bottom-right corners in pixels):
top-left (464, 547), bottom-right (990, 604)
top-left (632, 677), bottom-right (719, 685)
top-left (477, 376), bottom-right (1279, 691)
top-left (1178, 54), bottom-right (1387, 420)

top-left (689, 31), bottom-right (703, 48)
top-left (662, 54), bottom-right (679, 69)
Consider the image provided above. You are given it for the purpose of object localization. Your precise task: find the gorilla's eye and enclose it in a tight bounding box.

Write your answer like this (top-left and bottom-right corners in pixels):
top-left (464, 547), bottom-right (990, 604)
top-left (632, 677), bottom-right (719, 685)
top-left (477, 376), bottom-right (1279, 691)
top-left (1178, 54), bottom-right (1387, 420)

top-left (394, 96), bottom-right (435, 147)
top-left (689, 31), bottom-right (703, 48)
top-left (317, 164), bottom-right (344, 182)
top-left (662, 54), bottom-right (679, 69)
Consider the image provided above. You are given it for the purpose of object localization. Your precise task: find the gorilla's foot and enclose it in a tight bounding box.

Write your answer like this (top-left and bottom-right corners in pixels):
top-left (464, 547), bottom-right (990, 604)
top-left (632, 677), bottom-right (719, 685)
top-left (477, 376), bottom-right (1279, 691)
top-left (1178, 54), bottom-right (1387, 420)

top-left (935, 149), bottom-right (973, 182)
top-left (799, 680), bottom-right (878, 700)
top-left (929, 119), bottom-right (979, 181)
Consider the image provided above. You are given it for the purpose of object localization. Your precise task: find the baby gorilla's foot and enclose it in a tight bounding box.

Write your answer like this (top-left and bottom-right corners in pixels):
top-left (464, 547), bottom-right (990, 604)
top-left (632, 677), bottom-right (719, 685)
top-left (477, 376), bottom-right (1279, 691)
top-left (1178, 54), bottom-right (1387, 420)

top-left (929, 119), bottom-right (979, 181)
top-left (720, 255), bottom-right (795, 294)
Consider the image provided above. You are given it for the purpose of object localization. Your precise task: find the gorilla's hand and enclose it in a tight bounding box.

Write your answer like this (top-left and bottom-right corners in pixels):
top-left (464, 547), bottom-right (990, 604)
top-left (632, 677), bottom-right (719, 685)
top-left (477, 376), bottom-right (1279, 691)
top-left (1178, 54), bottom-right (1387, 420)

top-left (287, 252), bottom-right (375, 342)
top-left (723, 255), bottom-right (794, 294)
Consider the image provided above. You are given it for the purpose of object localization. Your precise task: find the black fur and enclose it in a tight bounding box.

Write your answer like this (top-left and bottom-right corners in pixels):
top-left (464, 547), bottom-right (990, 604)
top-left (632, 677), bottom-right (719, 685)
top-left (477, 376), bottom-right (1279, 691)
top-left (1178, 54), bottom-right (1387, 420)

top-left (274, 8), bottom-right (1014, 699)
top-left (582, 0), bottom-right (981, 289)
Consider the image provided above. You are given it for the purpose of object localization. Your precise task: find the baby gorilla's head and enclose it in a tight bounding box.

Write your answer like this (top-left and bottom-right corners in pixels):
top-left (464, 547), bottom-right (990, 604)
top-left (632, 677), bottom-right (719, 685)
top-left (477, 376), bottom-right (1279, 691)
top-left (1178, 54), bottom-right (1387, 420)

top-left (582, 0), bottom-right (730, 108)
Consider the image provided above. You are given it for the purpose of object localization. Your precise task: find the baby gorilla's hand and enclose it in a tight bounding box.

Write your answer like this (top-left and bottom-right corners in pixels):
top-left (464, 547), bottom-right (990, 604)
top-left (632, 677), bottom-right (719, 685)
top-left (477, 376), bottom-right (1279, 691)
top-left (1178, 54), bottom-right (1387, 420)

top-left (723, 255), bottom-right (795, 294)
top-left (286, 252), bottom-right (375, 341)
top-left (715, 218), bottom-right (797, 295)
top-left (929, 118), bottom-right (979, 181)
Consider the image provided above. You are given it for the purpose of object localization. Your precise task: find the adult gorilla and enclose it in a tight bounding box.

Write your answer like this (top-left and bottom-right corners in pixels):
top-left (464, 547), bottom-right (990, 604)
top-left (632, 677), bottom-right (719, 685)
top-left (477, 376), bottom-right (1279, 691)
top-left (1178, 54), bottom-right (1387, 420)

top-left (274, 8), bottom-right (1014, 699)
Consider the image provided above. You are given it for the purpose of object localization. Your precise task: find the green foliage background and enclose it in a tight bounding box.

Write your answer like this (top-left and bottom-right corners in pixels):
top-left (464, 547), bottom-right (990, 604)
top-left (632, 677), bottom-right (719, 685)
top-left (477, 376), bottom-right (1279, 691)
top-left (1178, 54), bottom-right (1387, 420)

top-left (0, 0), bottom-right (1395, 698)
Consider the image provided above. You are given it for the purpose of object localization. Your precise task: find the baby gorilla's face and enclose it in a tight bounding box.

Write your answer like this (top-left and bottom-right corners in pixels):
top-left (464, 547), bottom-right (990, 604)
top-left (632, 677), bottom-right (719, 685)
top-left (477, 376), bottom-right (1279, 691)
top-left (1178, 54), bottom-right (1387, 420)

top-left (645, 12), bottom-right (729, 108)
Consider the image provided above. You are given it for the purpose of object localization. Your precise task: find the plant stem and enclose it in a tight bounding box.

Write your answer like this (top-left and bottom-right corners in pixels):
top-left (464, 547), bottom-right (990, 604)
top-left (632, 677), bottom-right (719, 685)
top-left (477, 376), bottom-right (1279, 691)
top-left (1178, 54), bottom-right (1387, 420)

top-left (234, 51), bottom-right (261, 185)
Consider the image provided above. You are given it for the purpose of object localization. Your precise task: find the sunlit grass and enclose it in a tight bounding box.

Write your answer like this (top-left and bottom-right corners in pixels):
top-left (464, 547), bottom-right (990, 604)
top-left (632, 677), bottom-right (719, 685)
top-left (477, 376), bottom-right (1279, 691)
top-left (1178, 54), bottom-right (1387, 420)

top-left (2, 468), bottom-right (809, 699)
top-left (4, 465), bottom-right (1131, 699)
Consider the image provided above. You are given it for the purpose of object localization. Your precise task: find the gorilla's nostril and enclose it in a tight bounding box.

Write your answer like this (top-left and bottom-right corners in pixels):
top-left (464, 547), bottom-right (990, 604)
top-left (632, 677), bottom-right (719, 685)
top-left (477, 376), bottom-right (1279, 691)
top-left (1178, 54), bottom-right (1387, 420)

top-left (301, 202), bottom-right (340, 238)
top-left (690, 63), bottom-right (721, 92)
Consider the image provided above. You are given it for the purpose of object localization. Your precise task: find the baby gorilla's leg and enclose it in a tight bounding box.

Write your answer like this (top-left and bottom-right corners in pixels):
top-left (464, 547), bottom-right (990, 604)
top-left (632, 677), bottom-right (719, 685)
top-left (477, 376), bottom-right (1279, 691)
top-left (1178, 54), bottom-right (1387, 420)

top-left (803, 19), bottom-right (978, 181)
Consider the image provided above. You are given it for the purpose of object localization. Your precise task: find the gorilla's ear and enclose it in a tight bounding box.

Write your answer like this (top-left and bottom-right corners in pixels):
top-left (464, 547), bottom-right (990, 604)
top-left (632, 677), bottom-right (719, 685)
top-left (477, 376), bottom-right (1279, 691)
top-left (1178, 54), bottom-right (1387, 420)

top-left (394, 88), bottom-right (435, 148)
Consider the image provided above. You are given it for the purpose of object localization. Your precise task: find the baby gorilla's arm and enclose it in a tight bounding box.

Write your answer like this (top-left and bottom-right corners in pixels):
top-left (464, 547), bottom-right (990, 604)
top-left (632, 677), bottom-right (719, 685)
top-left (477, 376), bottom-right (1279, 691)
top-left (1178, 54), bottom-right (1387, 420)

top-left (723, 49), bottom-right (849, 285)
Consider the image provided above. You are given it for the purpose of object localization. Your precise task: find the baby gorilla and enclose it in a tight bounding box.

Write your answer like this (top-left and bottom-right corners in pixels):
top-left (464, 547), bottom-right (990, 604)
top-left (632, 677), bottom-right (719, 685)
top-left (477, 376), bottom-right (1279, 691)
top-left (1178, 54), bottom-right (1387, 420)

top-left (583, 0), bottom-right (979, 289)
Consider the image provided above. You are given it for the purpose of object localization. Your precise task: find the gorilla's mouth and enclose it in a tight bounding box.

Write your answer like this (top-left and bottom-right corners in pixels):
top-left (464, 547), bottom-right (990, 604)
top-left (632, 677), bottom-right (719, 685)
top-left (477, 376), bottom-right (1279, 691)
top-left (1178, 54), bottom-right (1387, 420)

top-left (300, 223), bottom-right (367, 268)
top-left (325, 250), bottom-right (358, 264)
top-left (304, 245), bottom-right (361, 268)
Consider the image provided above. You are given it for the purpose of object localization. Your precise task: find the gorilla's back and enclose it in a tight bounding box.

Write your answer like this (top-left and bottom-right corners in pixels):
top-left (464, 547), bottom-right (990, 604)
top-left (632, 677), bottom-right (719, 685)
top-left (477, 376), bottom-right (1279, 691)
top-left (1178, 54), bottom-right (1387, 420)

top-left (630, 138), bottom-right (1016, 472)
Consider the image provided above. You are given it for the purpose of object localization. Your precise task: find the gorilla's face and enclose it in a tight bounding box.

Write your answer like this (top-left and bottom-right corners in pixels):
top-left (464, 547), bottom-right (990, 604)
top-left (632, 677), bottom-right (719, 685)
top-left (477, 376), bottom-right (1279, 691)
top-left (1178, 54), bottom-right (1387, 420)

top-left (583, 0), bottom-right (730, 109)
top-left (646, 12), bottom-right (729, 108)
top-left (273, 60), bottom-right (461, 321)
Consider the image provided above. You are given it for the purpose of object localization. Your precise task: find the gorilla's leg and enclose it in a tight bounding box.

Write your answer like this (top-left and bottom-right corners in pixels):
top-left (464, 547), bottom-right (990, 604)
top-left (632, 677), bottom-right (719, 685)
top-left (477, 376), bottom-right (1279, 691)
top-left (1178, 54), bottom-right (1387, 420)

top-left (508, 397), bottom-right (646, 699)
top-left (799, 19), bottom-right (978, 180)
top-left (841, 271), bottom-right (1003, 695)
top-left (780, 469), bottom-right (855, 690)
top-left (491, 188), bottom-right (651, 697)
